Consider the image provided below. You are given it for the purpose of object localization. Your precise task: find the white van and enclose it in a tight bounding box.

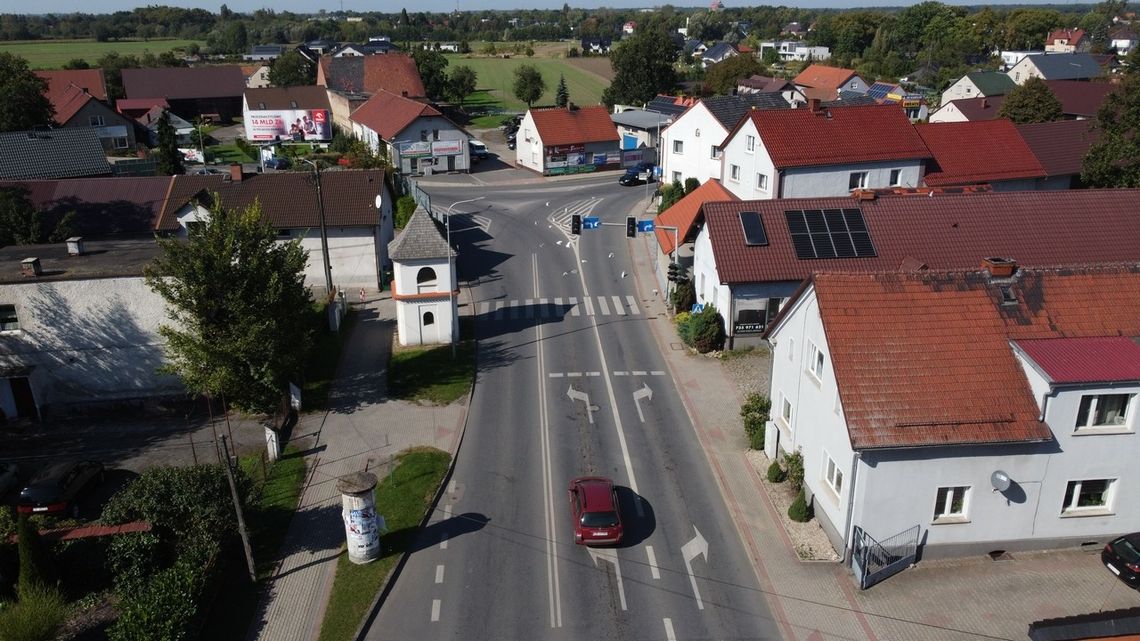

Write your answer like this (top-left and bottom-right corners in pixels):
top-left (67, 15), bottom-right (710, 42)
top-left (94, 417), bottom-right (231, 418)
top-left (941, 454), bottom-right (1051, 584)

top-left (469, 140), bottom-right (489, 162)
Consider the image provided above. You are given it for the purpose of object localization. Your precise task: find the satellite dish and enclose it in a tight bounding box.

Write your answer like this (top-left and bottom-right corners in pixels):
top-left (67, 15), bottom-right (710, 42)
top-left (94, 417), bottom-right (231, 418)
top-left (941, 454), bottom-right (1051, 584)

top-left (374, 194), bottom-right (383, 210)
top-left (991, 470), bottom-right (1011, 493)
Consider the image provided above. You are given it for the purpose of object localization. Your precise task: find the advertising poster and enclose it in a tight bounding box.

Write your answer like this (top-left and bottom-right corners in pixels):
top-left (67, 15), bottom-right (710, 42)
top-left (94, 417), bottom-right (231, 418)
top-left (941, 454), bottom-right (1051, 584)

top-left (246, 109), bottom-right (331, 141)
top-left (398, 141), bottom-right (433, 157)
top-left (431, 140), bottom-right (463, 156)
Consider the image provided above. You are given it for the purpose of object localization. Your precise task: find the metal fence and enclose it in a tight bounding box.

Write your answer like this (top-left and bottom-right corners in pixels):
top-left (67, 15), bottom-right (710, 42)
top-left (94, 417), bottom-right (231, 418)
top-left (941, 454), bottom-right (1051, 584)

top-left (851, 524), bottom-right (920, 589)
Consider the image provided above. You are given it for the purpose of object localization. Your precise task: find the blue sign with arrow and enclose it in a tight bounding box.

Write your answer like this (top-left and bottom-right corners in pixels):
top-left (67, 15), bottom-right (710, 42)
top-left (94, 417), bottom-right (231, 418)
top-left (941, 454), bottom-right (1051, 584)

top-left (582, 216), bottom-right (600, 229)
top-left (636, 220), bottom-right (655, 233)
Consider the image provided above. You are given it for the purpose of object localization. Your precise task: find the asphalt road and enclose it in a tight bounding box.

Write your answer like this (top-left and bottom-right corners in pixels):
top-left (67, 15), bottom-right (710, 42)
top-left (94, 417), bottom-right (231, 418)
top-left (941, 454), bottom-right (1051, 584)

top-left (363, 175), bottom-right (779, 640)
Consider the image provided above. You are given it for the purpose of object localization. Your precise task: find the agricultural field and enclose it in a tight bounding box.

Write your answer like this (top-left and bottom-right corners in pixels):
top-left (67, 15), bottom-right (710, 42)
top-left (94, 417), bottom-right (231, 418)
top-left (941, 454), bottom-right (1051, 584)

top-left (444, 49), bottom-right (612, 112)
top-left (0, 38), bottom-right (202, 69)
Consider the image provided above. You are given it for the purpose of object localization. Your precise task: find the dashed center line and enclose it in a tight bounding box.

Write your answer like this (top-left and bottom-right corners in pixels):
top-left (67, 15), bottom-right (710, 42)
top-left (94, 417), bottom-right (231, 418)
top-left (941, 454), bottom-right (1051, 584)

top-left (435, 565), bottom-right (445, 583)
top-left (431, 599), bottom-right (441, 622)
top-left (548, 372), bottom-right (601, 378)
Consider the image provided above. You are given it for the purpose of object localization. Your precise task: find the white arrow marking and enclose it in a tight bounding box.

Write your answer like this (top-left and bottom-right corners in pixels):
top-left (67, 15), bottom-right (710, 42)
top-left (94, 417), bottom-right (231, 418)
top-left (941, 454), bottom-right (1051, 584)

top-left (566, 386), bottom-right (595, 424)
top-left (587, 546), bottom-right (627, 611)
top-left (681, 526), bottom-right (709, 610)
top-left (632, 383), bottom-right (653, 423)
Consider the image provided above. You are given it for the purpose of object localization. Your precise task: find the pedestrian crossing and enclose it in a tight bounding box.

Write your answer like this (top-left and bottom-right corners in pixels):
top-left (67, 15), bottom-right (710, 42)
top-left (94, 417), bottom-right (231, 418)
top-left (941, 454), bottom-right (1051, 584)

top-left (476, 295), bottom-right (644, 320)
top-left (550, 197), bottom-right (604, 235)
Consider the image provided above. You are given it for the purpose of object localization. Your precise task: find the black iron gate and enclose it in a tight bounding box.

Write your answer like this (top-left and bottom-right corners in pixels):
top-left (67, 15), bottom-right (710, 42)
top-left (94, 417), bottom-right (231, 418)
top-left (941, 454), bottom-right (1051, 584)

top-left (851, 524), bottom-right (920, 589)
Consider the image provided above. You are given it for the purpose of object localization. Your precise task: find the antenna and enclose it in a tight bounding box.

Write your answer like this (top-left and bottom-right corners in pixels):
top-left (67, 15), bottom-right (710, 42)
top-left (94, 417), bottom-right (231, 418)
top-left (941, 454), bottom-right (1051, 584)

top-left (990, 470), bottom-right (1011, 493)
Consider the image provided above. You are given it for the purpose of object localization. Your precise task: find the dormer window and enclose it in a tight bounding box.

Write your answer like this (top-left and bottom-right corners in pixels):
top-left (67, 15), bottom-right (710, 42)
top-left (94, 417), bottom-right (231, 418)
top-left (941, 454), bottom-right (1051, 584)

top-left (1076, 394), bottom-right (1134, 431)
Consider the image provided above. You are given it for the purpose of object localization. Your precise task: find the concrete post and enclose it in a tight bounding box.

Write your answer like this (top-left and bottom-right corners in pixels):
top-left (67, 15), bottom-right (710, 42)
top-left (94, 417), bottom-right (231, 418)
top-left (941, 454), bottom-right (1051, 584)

top-left (337, 472), bottom-right (384, 564)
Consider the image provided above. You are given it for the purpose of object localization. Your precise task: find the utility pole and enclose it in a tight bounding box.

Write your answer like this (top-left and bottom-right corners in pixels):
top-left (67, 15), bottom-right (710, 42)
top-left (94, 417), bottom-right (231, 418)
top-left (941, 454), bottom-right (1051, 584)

top-left (301, 158), bottom-right (335, 301)
top-left (221, 435), bottom-right (256, 583)
top-left (442, 197), bottom-right (484, 358)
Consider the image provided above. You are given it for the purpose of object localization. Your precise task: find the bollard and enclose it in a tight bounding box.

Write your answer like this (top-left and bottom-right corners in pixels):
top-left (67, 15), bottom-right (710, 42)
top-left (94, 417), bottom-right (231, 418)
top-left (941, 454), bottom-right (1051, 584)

top-left (337, 471), bottom-right (384, 564)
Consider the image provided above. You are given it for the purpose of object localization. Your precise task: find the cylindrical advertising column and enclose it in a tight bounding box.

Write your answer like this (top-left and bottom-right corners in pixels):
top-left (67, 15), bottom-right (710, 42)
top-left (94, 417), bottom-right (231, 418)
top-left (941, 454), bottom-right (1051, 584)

top-left (337, 472), bottom-right (383, 565)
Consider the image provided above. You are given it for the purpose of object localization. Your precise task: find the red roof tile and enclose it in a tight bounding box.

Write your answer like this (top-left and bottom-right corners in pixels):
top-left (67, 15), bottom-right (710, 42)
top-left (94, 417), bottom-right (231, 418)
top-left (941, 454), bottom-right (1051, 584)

top-left (743, 104), bottom-right (930, 169)
top-left (36, 69), bottom-right (108, 123)
top-left (348, 90), bottom-right (442, 140)
top-left (808, 265), bottom-right (1140, 449)
top-left (317, 54), bottom-right (426, 98)
top-left (122, 66), bottom-right (246, 100)
top-left (244, 86), bottom-right (331, 111)
top-left (654, 179), bottom-right (736, 255)
top-left (0, 176), bottom-right (172, 236)
top-left (1048, 28), bottom-right (1087, 45)
top-left (1016, 119), bottom-right (1100, 177)
top-left (1043, 79), bottom-right (1114, 118)
top-left (529, 105), bottom-right (619, 146)
top-left (941, 95), bottom-right (1005, 121)
top-left (917, 120), bottom-right (1045, 186)
top-left (701, 189), bottom-right (1140, 284)
top-left (1016, 336), bottom-right (1140, 384)
top-left (793, 64), bottom-right (858, 93)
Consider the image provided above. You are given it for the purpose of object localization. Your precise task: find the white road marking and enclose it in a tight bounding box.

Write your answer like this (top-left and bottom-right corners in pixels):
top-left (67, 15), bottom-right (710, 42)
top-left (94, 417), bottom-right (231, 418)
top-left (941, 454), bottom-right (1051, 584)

top-left (597, 296), bottom-right (610, 315)
top-left (585, 371), bottom-right (600, 377)
top-left (587, 547), bottom-right (627, 611)
top-left (625, 295), bottom-right (641, 315)
top-left (583, 297), bottom-right (594, 316)
top-left (566, 372), bottom-right (581, 377)
top-left (510, 299), bottom-right (521, 319)
top-left (663, 618), bottom-right (676, 641)
top-left (613, 371), bottom-right (628, 376)
top-left (440, 533), bottom-right (448, 550)
top-left (554, 297), bottom-right (563, 311)
top-left (612, 295), bottom-right (626, 315)
top-left (650, 370), bottom-right (666, 376)
top-left (431, 599), bottom-right (441, 622)
top-left (525, 298), bottom-right (535, 319)
top-left (534, 253), bottom-right (562, 629)
top-left (632, 383), bottom-right (653, 423)
top-left (479, 302), bottom-right (489, 315)
top-left (494, 301), bottom-right (505, 319)
top-left (548, 373), bottom-right (564, 378)
top-left (646, 546), bottom-right (661, 579)
top-left (441, 504), bottom-right (451, 520)
top-left (435, 565), bottom-right (444, 583)
top-left (569, 297), bottom-right (580, 316)
top-left (681, 526), bottom-right (709, 610)
top-left (632, 370), bottom-right (647, 376)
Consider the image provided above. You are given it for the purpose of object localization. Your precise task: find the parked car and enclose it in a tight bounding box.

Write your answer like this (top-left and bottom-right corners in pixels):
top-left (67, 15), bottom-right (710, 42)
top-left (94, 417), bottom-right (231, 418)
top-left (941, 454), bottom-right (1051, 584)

top-left (469, 140), bottom-right (489, 162)
top-left (189, 167), bottom-right (223, 175)
top-left (264, 157), bottom-right (291, 170)
top-left (507, 139), bottom-right (516, 151)
top-left (618, 163), bottom-right (656, 186)
top-left (568, 476), bottom-right (623, 545)
top-left (1102, 532), bottom-right (1140, 588)
top-left (17, 460), bottom-right (104, 516)
top-left (0, 462), bottom-right (18, 499)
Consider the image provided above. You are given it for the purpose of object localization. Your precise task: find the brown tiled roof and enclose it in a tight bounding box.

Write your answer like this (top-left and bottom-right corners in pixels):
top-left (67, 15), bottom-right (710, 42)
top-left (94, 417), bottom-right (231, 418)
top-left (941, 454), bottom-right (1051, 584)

top-left (155, 169), bottom-right (386, 232)
top-left (317, 54), bottom-right (426, 98)
top-left (793, 64), bottom-right (858, 91)
top-left (122, 66), bottom-right (247, 100)
top-left (244, 86), bottom-right (331, 111)
top-left (1042, 79), bottom-right (1115, 118)
top-left (808, 264), bottom-right (1140, 449)
top-left (529, 105), bottom-right (619, 146)
top-left (0, 176), bottom-right (172, 236)
top-left (701, 189), bottom-right (1140, 285)
top-left (916, 120), bottom-right (1045, 186)
top-left (35, 69), bottom-right (108, 123)
top-left (655, 179), bottom-right (736, 255)
top-left (942, 95), bottom-right (1005, 121)
top-left (1016, 119), bottom-right (1100, 177)
top-left (349, 90), bottom-right (442, 139)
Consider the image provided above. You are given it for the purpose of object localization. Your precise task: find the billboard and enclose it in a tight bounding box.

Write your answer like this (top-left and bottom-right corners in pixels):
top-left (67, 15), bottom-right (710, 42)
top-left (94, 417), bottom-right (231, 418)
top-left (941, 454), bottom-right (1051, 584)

top-left (246, 109), bottom-right (331, 141)
top-left (432, 140), bottom-right (463, 156)
top-left (398, 141), bottom-right (433, 158)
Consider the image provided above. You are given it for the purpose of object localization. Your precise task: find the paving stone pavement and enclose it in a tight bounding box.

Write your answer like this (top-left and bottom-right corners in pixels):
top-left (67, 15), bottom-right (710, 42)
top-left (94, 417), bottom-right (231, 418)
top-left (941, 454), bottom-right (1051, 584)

top-left (246, 295), bottom-right (465, 641)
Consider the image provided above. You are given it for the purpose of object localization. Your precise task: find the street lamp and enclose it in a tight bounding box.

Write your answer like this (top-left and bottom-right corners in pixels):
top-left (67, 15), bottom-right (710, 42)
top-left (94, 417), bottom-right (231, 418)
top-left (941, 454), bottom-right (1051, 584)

top-left (442, 196), bottom-right (485, 355)
top-left (299, 158), bottom-right (335, 302)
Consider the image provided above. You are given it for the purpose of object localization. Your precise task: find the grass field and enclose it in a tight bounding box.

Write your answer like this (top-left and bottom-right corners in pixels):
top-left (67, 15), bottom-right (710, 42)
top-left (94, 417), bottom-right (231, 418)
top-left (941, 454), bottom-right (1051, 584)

top-left (0, 38), bottom-right (203, 69)
top-left (445, 53), bottom-right (612, 112)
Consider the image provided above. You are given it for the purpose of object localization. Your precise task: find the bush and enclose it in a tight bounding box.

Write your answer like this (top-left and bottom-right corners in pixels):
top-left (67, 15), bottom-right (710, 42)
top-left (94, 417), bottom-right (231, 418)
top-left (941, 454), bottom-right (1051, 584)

top-left (0, 583), bottom-right (67, 641)
top-left (670, 278), bottom-right (694, 314)
top-left (788, 490), bottom-right (813, 522)
top-left (784, 451), bottom-right (805, 493)
top-left (674, 310), bottom-right (694, 345)
top-left (689, 305), bottom-right (726, 353)
top-left (740, 392), bottom-right (770, 451)
top-left (684, 177), bottom-right (700, 194)
top-left (108, 544), bottom-right (217, 641)
top-left (16, 516), bottom-right (54, 598)
top-left (567, 46), bottom-right (579, 58)
top-left (395, 194), bottom-right (417, 230)
top-left (766, 460), bottom-right (786, 483)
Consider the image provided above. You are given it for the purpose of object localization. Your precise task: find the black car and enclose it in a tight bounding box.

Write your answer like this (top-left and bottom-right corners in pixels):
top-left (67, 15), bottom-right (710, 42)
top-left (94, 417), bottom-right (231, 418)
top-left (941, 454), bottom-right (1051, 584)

top-left (18, 460), bottom-right (104, 516)
top-left (1103, 533), bottom-right (1140, 587)
top-left (264, 157), bottom-right (291, 170)
top-left (618, 163), bottom-right (656, 186)
top-left (507, 139), bottom-right (517, 150)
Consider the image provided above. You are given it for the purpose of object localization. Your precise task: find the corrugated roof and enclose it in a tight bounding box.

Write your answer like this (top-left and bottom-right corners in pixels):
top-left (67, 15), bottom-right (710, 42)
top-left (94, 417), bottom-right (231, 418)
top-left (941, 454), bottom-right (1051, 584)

top-left (1016, 119), bottom-right (1100, 177)
top-left (122, 66), bottom-right (247, 100)
top-left (702, 93), bottom-right (789, 130)
top-left (529, 105), bottom-right (619, 146)
top-left (917, 120), bottom-right (1045, 186)
top-left (1024, 53), bottom-right (1102, 80)
top-left (388, 206), bottom-right (454, 261)
top-left (654, 179), bottom-right (736, 255)
top-left (611, 109), bottom-right (672, 130)
top-left (1016, 336), bottom-right (1140, 384)
top-left (349, 90), bottom-right (442, 140)
top-left (244, 86), bottom-right (331, 111)
top-left (701, 189), bottom-right (1140, 285)
top-left (0, 129), bottom-right (112, 180)
top-left (317, 54), bottom-right (426, 98)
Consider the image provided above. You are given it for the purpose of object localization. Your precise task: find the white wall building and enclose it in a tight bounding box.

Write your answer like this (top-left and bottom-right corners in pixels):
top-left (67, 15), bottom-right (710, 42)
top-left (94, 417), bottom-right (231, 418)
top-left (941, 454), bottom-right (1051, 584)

top-left (939, 71), bottom-right (1015, 107)
top-left (759, 40), bottom-right (831, 62)
top-left (388, 208), bottom-right (456, 346)
top-left (515, 105), bottom-right (621, 176)
top-left (350, 90), bottom-right (472, 175)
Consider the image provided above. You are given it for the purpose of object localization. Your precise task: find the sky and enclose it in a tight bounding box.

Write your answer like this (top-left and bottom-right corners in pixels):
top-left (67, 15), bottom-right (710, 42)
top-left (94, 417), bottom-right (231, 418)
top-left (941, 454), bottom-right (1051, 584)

top-left (29, 0), bottom-right (1101, 13)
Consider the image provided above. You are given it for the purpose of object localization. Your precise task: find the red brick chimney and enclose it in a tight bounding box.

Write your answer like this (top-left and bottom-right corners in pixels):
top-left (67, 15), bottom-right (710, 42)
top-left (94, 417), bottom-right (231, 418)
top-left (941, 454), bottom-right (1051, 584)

top-left (229, 163), bottom-right (244, 182)
top-left (807, 97), bottom-right (821, 113)
top-left (982, 257), bottom-right (1017, 278)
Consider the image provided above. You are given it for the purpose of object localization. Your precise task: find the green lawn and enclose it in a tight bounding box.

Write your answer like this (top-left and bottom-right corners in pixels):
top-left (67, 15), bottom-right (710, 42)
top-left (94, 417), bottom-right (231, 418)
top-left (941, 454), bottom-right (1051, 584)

top-left (0, 38), bottom-right (203, 69)
top-left (445, 54), bottom-right (609, 112)
top-left (388, 340), bottom-right (475, 405)
top-left (208, 143), bottom-right (256, 164)
top-left (316, 447), bottom-right (451, 641)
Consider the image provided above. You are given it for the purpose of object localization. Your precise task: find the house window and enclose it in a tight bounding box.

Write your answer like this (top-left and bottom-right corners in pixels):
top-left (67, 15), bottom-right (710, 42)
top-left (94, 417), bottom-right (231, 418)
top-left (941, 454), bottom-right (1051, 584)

top-left (745, 135), bottom-right (755, 152)
top-left (673, 140), bottom-right (684, 154)
top-left (807, 341), bottom-right (824, 381)
top-left (965, 86), bottom-right (972, 94)
top-left (729, 164), bottom-right (740, 181)
top-left (824, 453), bottom-right (843, 495)
top-left (933, 486), bottom-right (968, 520)
top-left (0, 305), bottom-right (19, 332)
top-left (258, 102), bottom-right (266, 109)
top-left (416, 267), bottom-right (438, 284)
top-left (672, 171), bottom-right (682, 183)
top-left (113, 137), bottom-right (129, 149)
top-left (289, 100), bottom-right (298, 108)
top-left (710, 145), bottom-right (720, 159)
top-left (889, 169), bottom-right (902, 186)
top-left (848, 171), bottom-right (868, 190)
top-left (1062, 479), bottom-right (1114, 513)
top-left (787, 337), bottom-right (795, 361)
top-left (423, 311), bottom-right (435, 325)
top-left (433, 129), bottom-right (440, 141)
top-left (420, 130), bottom-right (429, 142)
top-left (1076, 394), bottom-right (1133, 429)
top-left (780, 395), bottom-right (793, 426)
top-left (756, 173), bottom-right (768, 191)
top-left (89, 115), bottom-right (105, 127)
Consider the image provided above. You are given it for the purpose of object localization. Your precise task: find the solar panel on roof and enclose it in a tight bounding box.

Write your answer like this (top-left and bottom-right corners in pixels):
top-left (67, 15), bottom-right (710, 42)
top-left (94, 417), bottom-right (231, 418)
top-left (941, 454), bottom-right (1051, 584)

top-left (784, 208), bottom-right (877, 259)
top-left (866, 83), bottom-right (893, 100)
top-left (739, 211), bottom-right (768, 246)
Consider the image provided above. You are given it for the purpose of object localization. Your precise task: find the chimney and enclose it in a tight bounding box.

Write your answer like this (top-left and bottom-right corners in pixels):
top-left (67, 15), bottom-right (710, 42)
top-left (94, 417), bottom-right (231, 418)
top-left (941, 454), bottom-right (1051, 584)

top-left (21, 257), bottom-right (42, 278)
top-left (66, 236), bottom-right (85, 256)
top-left (229, 163), bottom-right (243, 182)
top-left (807, 97), bottom-right (821, 113)
top-left (981, 98), bottom-right (988, 109)
top-left (982, 257), bottom-right (1017, 278)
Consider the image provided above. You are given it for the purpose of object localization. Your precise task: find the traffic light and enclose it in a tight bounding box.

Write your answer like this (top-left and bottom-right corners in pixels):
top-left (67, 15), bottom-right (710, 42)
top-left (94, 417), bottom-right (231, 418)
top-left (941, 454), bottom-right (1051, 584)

top-left (667, 262), bottom-right (683, 283)
top-left (626, 216), bottom-right (637, 238)
top-left (570, 214), bottom-right (581, 235)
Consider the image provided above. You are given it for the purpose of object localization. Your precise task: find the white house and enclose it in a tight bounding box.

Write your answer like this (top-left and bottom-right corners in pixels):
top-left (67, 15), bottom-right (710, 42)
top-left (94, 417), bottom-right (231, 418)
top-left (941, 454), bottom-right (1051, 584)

top-left (388, 207), bottom-right (456, 346)
top-left (759, 40), bottom-right (831, 62)
top-left (700, 42), bottom-right (739, 68)
top-left (350, 90), bottom-right (472, 175)
top-left (1110, 27), bottom-right (1137, 56)
top-left (939, 71), bottom-right (1016, 107)
top-left (515, 105), bottom-right (621, 176)
top-left (763, 263), bottom-right (1140, 562)
top-left (997, 50), bottom-right (1044, 70)
top-left (718, 102), bottom-right (929, 201)
top-left (1007, 52), bottom-right (1102, 85)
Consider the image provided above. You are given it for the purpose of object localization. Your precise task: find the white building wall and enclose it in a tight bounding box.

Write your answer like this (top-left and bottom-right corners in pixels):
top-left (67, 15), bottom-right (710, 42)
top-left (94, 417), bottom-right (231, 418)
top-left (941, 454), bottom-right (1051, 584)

top-left (516, 111), bottom-right (543, 173)
top-left (389, 115), bottom-right (472, 174)
top-left (691, 225), bottom-right (720, 309)
top-left (392, 257), bottom-right (456, 346)
top-left (928, 102), bottom-right (969, 123)
top-left (721, 118), bottom-right (776, 200)
top-left (940, 77), bottom-right (983, 106)
top-left (660, 103), bottom-right (728, 185)
top-left (781, 160), bottom-right (923, 198)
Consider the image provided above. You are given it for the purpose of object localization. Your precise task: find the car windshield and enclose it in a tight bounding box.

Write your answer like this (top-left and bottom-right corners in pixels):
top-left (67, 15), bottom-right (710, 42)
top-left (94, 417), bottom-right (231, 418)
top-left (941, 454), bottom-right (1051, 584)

top-left (581, 511), bottom-right (619, 528)
top-left (1112, 537), bottom-right (1140, 563)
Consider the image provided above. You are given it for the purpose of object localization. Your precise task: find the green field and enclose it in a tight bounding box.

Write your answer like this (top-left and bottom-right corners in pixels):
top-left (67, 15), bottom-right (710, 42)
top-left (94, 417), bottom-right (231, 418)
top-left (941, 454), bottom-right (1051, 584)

top-left (445, 54), bottom-right (610, 112)
top-left (0, 38), bottom-right (203, 69)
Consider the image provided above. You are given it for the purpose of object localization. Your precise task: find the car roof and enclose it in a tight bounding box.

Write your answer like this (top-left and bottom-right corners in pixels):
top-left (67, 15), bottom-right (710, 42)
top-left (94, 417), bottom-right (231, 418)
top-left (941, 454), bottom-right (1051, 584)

top-left (573, 477), bottom-right (615, 511)
top-left (29, 460), bottom-right (83, 483)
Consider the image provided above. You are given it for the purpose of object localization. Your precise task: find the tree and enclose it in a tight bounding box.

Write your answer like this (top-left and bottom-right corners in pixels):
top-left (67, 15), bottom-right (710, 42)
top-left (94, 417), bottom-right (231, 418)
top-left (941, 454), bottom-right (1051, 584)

top-left (448, 65), bottom-right (477, 110)
top-left (0, 52), bottom-right (54, 132)
top-left (62, 58), bottom-right (91, 69)
top-left (602, 27), bottom-right (679, 107)
top-left (512, 64), bottom-right (546, 107)
top-left (144, 198), bottom-right (314, 413)
top-left (704, 54), bottom-right (766, 95)
top-left (269, 49), bottom-right (315, 87)
top-left (0, 187), bottom-right (40, 246)
top-left (156, 110), bottom-right (184, 176)
top-left (997, 77), bottom-right (1063, 124)
top-left (1083, 73), bottom-right (1140, 187)
top-left (221, 21), bottom-right (248, 55)
top-left (555, 73), bottom-right (569, 108)
top-left (412, 47), bottom-right (449, 101)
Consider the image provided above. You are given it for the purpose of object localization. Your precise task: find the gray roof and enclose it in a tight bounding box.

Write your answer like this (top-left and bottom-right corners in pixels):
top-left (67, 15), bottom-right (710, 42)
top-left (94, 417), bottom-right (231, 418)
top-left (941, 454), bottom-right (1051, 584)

top-left (645, 96), bottom-right (690, 117)
top-left (702, 42), bottom-right (738, 61)
top-left (703, 93), bottom-right (790, 128)
top-left (1026, 53), bottom-right (1102, 80)
top-left (611, 109), bottom-right (673, 130)
top-left (0, 237), bottom-right (162, 284)
top-left (829, 91), bottom-right (879, 106)
top-left (0, 129), bottom-right (112, 181)
top-left (388, 206), bottom-right (455, 261)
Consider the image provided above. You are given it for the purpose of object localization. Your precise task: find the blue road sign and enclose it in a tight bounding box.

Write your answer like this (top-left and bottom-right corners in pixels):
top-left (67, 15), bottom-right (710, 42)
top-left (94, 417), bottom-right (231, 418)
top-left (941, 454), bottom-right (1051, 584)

top-left (582, 216), bottom-right (601, 229)
top-left (691, 303), bottom-right (705, 313)
top-left (636, 220), bottom-right (655, 233)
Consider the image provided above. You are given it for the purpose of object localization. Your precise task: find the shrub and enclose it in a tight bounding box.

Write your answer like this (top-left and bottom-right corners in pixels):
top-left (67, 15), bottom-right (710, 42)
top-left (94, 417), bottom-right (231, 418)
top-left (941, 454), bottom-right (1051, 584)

top-left (740, 392), bottom-right (770, 451)
top-left (16, 516), bottom-right (54, 598)
top-left (766, 460), bottom-right (786, 483)
top-left (784, 451), bottom-right (805, 493)
top-left (684, 177), bottom-right (700, 194)
top-left (788, 490), bottom-right (813, 522)
top-left (108, 544), bottom-right (217, 641)
top-left (567, 46), bottom-right (579, 58)
top-left (0, 583), bottom-right (67, 641)
top-left (395, 194), bottom-right (417, 230)
top-left (689, 305), bottom-right (726, 353)
top-left (670, 278), bottom-right (694, 314)
top-left (674, 310), bottom-right (694, 345)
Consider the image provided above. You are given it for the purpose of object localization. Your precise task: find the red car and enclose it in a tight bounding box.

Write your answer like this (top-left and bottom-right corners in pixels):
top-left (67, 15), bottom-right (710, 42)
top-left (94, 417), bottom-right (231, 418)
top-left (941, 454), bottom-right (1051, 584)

top-left (568, 476), bottom-right (623, 545)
